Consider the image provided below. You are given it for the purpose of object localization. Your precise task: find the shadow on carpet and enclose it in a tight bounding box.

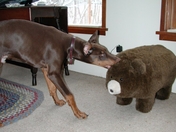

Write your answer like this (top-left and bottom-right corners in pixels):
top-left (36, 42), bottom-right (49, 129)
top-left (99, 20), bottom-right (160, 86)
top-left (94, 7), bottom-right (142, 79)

top-left (0, 78), bottom-right (44, 127)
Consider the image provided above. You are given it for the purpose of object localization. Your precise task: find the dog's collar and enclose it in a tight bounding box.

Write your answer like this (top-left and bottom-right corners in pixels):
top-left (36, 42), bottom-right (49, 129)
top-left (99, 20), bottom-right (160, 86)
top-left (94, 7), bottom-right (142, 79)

top-left (67, 36), bottom-right (76, 64)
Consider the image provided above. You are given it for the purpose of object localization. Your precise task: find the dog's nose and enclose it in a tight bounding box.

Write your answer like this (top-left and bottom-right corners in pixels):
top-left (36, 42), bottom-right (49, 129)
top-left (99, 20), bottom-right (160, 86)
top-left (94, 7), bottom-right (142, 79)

top-left (115, 57), bottom-right (121, 63)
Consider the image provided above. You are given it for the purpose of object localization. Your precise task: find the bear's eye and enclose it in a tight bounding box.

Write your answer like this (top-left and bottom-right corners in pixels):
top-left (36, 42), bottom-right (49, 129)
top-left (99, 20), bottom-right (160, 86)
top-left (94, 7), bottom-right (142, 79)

top-left (110, 76), bottom-right (113, 79)
top-left (120, 78), bottom-right (123, 82)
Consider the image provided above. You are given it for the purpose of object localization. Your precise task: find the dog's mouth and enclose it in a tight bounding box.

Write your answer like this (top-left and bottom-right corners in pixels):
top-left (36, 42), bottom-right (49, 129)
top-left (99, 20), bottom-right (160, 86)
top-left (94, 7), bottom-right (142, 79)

top-left (105, 65), bottom-right (111, 69)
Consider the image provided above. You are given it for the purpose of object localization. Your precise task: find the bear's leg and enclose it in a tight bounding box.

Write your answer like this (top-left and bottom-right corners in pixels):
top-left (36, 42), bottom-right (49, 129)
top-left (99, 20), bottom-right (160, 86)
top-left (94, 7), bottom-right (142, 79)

top-left (136, 98), bottom-right (155, 113)
top-left (116, 97), bottom-right (133, 105)
top-left (156, 86), bottom-right (172, 100)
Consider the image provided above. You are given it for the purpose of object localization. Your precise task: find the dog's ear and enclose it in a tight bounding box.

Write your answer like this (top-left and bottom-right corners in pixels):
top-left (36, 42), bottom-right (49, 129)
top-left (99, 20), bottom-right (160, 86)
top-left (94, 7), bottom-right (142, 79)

top-left (83, 43), bottom-right (93, 55)
top-left (88, 30), bottom-right (99, 43)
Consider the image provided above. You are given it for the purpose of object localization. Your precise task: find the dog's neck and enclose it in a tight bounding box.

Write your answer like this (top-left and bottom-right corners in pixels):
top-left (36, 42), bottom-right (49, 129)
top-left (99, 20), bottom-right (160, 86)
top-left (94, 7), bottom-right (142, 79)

top-left (67, 36), bottom-right (89, 64)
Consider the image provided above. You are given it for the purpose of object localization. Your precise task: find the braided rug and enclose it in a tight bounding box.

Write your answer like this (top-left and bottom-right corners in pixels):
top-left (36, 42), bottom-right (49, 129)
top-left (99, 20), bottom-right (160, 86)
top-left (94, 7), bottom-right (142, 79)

top-left (0, 78), bottom-right (44, 127)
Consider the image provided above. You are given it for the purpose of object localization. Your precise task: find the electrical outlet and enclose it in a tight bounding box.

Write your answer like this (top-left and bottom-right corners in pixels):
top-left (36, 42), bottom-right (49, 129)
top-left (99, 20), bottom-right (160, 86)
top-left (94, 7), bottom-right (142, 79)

top-left (116, 45), bottom-right (123, 52)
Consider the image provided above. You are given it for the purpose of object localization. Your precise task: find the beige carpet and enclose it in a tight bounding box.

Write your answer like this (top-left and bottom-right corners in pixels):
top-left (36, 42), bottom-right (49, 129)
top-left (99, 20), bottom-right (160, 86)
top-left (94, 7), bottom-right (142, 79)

top-left (1, 63), bottom-right (176, 132)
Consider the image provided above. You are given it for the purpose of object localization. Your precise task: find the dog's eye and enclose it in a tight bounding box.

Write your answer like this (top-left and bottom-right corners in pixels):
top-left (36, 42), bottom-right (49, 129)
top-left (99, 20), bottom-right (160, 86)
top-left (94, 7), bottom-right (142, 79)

top-left (99, 52), bottom-right (106, 60)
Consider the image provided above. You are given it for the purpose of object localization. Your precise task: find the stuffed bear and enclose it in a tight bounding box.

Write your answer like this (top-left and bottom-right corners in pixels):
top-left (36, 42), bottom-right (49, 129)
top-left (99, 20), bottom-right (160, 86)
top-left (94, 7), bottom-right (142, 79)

top-left (106, 45), bottom-right (176, 113)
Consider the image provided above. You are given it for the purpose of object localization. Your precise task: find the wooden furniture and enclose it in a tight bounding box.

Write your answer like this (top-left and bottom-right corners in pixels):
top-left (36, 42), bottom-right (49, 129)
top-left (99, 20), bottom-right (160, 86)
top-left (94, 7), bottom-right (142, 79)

top-left (156, 0), bottom-right (176, 41)
top-left (0, 6), bottom-right (68, 85)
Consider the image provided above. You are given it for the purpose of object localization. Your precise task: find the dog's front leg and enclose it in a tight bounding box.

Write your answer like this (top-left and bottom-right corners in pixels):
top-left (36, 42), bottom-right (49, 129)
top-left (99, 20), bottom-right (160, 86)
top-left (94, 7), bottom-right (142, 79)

top-left (65, 94), bottom-right (88, 119)
top-left (49, 73), bottom-right (88, 119)
top-left (41, 68), bottom-right (66, 106)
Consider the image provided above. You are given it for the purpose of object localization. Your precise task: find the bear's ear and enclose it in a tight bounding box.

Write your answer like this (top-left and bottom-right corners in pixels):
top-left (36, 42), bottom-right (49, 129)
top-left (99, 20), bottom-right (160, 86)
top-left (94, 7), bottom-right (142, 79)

top-left (131, 59), bottom-right (146, 74)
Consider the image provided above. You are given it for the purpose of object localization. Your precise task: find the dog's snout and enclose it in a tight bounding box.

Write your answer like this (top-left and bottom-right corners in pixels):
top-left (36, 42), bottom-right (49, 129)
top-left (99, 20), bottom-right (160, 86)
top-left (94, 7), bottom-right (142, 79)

top-left (107, 53), bottom-right (121, 64)
top-left (115, 56), bottom-right (121, 63)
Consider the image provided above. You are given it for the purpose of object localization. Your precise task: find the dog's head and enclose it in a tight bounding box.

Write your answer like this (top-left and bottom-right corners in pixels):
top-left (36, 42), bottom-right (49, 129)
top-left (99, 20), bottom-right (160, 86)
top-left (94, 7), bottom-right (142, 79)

top-left (82, 30), bottom-right (120, 69)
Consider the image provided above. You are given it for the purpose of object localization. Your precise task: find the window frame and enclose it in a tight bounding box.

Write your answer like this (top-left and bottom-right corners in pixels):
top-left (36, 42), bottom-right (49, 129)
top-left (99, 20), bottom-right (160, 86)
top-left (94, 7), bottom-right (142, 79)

top-left (68, 0), bottom-right (107, 35)
top-left (156, 0), bottom-right (176, 41)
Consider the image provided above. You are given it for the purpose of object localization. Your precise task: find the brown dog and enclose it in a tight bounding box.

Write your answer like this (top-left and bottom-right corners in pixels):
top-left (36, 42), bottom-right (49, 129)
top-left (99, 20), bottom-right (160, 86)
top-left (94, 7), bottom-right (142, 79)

top-left (0, 19), bottom-right (120, 119)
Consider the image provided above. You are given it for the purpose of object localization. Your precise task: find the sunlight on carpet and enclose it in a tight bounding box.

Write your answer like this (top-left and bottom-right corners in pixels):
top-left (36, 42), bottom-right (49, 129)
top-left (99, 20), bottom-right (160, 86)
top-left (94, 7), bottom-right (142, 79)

top-left (0, 78), bottom-right (44, 127)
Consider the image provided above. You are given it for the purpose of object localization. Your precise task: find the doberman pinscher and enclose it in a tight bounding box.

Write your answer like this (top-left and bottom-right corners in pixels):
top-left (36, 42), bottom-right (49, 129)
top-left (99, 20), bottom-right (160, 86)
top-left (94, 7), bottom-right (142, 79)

top-left (0, 19), bottom-right (120, 119)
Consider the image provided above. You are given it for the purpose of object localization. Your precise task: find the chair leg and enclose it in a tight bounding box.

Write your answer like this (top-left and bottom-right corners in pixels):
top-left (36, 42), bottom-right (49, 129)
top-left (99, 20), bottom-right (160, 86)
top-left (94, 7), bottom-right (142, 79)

top-left (64, 59), bottom-right (69, 76)
top-left (30, 67), bottom-right (38, 86)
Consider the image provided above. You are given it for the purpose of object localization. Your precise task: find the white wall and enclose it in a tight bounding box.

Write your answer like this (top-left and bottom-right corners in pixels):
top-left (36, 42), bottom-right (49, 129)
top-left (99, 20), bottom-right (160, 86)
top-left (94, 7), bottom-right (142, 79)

top-left (69, 0), bottom-right (176, 93)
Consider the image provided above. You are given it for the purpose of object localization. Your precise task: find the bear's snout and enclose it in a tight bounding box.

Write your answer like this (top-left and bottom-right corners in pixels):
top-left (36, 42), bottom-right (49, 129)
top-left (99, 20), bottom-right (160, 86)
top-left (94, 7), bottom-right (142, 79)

top-left (107, 80), bottom-right (121, 95)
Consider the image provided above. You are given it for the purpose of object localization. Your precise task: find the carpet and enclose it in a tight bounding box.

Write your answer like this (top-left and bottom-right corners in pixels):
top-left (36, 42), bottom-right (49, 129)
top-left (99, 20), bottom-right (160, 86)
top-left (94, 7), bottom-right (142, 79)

top-left (0, 78), bottom-right (44, 127)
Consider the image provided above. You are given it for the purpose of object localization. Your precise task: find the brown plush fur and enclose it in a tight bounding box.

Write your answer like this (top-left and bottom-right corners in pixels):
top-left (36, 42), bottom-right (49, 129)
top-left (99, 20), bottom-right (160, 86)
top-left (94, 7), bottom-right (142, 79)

top-left (106, 45), bottom-right (176, 113)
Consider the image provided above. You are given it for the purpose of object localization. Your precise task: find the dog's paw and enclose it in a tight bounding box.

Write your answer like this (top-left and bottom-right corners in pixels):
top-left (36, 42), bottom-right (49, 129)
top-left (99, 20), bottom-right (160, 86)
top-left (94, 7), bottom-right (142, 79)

top-left (74, 110), bottom-right (88, 119)
top-left (55, 99), bottom-right (66, 106)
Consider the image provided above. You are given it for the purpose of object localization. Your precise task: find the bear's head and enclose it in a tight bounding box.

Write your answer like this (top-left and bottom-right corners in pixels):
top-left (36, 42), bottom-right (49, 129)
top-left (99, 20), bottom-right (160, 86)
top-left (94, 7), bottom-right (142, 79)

top-left (106, 58), bottom-right (147, 98)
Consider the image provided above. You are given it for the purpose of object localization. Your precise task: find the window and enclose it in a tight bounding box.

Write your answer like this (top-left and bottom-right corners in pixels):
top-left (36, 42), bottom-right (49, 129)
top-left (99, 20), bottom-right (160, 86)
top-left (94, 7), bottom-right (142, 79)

top-left (33, 0), bottom-right (107, 35)
top-left (156, 0), bottom-right (176, 41)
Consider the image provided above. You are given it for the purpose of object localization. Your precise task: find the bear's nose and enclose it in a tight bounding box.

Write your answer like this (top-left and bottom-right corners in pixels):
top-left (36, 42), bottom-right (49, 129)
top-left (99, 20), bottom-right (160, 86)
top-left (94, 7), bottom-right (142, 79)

top-left (107, 80), bottom-right (121, 95)
top-left (110, 89), bottom-right (114, 93)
